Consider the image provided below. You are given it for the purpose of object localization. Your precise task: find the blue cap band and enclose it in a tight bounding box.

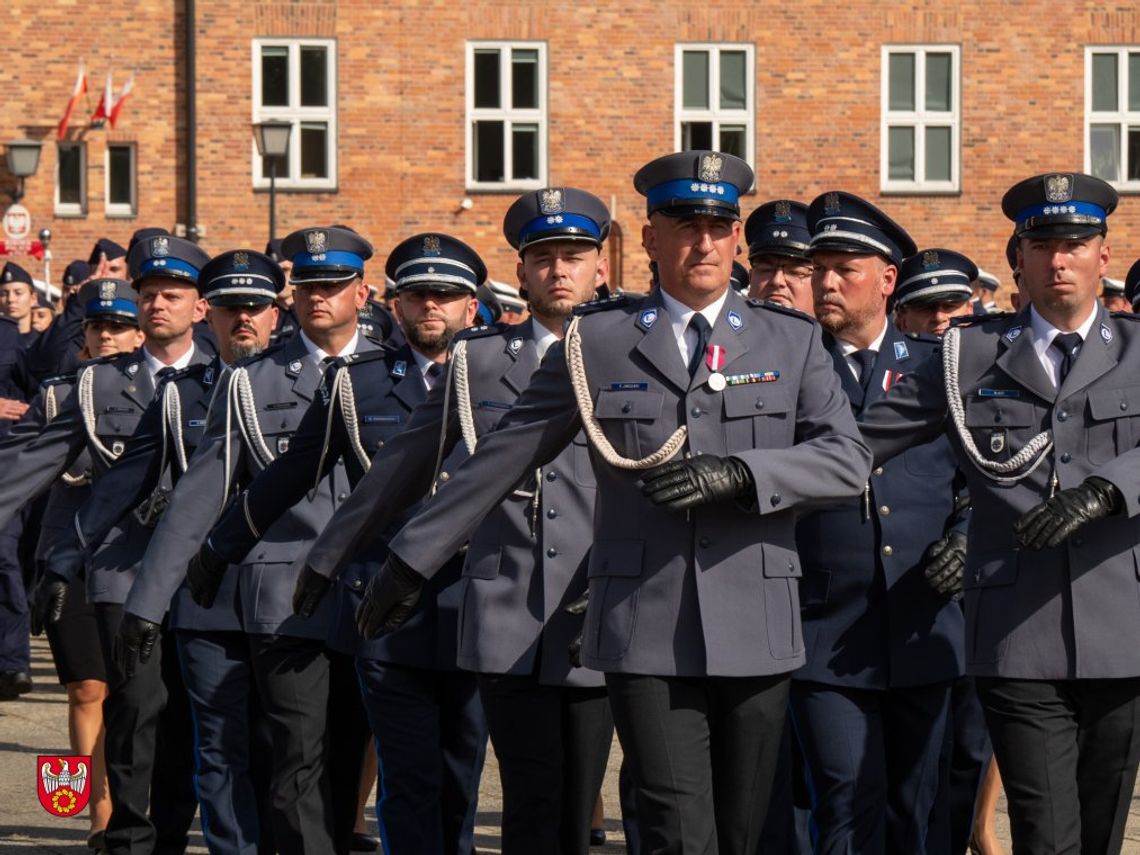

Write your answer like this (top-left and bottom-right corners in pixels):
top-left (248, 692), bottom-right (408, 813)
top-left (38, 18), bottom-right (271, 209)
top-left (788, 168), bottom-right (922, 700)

top-left (1016, 200), bottom-right (1105, 230)
top-left (139, 257), bottom-right (201, 281)
top-left (518, 213), bottom-right (603, 244)
top-left (291, 250), bottom-right (364, 271)
top-left (85, 298), bottom-right (138, 318)
top-left (647, 178), bottom-right (740, 210)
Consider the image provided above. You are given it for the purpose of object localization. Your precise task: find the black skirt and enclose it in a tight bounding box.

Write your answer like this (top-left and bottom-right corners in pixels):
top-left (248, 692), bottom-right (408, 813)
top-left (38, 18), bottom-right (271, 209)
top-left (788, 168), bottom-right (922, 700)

top-left (44, 575), bottom-right (107, 684)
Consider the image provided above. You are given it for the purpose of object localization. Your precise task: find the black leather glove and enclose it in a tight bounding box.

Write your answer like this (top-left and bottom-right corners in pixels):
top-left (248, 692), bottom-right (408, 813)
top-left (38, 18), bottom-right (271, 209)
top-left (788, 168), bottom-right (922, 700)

top-left (186, 541), bottom-right (228, 608)
top-left (292, 565), bottom-right (332, 619)
top-left (112, 613), bottom-right (161, 679)
top-left (923, 530), bottom-right (967, 597)
top-left (640, 455), bottom-right (754, 511)
top-left (1015, 476), bottom-right (1123, 550)
top-left (31, 572), bottom-right (70, 636)
top-left (565, 590), bottom-right (589, 668)
top-left (355, 554), bottom-right (425, 639)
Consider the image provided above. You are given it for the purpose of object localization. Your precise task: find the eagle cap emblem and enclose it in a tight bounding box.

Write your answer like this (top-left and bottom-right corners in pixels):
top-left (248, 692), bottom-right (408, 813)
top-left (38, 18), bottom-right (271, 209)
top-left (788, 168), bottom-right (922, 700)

top-left (1045, 174), bottom-right (1074, 204)
top-left (232, 252), bottom-right (250, 271)
top-left (99, 281), bottom-right (116, 301)
top-left (539, 188), bottom-right (564, 215)
top-left (422, 235), bottom-right (442, 257)
top-left (698, 153), bottom-right (724, 183)
top-left (774, 200), bottom-right (792, 223)
top-left (824, 192), bottom-right (842, 217)
top-left (306, 230), bottom-right (328, 255)
top-left (922, 250), bottom-right (940, 270)
top-left (151, 237), bottom-right (170, 257)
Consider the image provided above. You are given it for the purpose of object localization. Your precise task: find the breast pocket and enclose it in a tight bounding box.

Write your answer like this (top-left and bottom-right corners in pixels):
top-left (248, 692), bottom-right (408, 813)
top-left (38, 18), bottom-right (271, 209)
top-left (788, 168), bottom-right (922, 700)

top-left (95, 411), bottom-right (142, 453)
top-left (963, 397), bottom-right (1039, 464)
top-left (359, 414), bottom-right (405, 453)
top-left (257, 401), bottom-right (301, 455)
top-left (593, 390), bottom-right (665, 459)
top-left (1087, 386), bottom-right (1140, 464)
top-left (722, 384), bottom-right (794, 450)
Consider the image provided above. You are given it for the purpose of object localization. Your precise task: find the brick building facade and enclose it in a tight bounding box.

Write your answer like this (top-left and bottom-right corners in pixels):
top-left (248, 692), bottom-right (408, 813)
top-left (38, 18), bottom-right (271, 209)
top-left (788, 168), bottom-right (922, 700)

top-left (2, 0), bottom-right (1138, 299)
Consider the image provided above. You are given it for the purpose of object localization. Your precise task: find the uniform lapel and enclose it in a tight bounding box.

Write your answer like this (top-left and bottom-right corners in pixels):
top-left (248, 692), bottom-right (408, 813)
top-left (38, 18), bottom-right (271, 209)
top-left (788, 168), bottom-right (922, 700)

top-left (390, 345), bottom-right (427, 410)
top-left (691, 289), bottom-right (750, 390)
top-left (1058, 304), bottom-right (1119, 399)
top-left (862, 326), bottom-right (909, 408)
top-left (503, 320), bottom-right (540, 395)
top-left (632, 290), bottom-right (691, 395)
top-left (994, 310), bottom-right (1058, 404)
top-left (823, 331), bottom-right (865, 410)
top-left (285, 335), bottom-right (320, 402)
top-left (121, 351), bottom-right (154, 409)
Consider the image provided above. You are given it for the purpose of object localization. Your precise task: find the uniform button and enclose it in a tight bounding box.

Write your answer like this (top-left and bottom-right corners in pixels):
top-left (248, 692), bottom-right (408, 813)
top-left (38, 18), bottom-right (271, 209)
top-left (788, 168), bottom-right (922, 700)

top-left (1057, 411), bottom-right (1069, 422)
top-left (337, 492), bottom-right (346, 502)
top-left (882, 545), bottom-right (893, 556)
top-left (376, 440), bottom-right (384, 449)
top-left (1060, 452), bottom-right (1072, 464)
top-left (873, 467), bottom-right (884, 476)
top-left (546, 547), bottom-right (558, 558)
top-left (350, 579), bottom-right (362, 590)
top-left (438, 471), bottom-right (450, 481)
top-left (621, 402), bottom-right (632, 414)
top-left (879, 505), bottom-right (890, 516)
top-left (770, 494), bottom-right (781, 507)
top-left (691, 407), bottom-right (702, 418)
top-left (546, 508), bottom-right (558, 519)
top-left (755, 400), bottom-right (765, 411)
top-left (994, 412), bottom-right (1003, 423)
top-left (1121, 401), bottom-right (1129, 411)
top-left (546, 471), bottom-right (558, 482)
top-left (1073, 538), bottom-right (1084, 548)
top-left (698, 537), bottom-right (711, 548)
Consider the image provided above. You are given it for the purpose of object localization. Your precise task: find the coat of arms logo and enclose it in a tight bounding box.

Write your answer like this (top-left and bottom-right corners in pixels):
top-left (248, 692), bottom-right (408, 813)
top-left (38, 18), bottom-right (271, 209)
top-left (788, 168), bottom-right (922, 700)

top-left (37, 756), bottom-right (91, 817)
top-left (1045, 174), bottom-right (1073, 203)
top-left (698, 153), bottom-right (723, 183)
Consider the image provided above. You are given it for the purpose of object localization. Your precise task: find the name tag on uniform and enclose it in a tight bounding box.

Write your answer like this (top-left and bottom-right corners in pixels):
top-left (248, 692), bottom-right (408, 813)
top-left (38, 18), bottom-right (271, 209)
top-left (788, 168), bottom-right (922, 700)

top-left (477, 400), bottom-right (514, 411)
top-left (977, 388), bottom-right (1020, 399)
top-left (187, 419), bottom-right (206, 428)
top-left (266, 401), bottom-right (298, 410)
top-left (363, 415), bottom-right (401, 424)
top-left (608, 382), bottom-right (649, 391)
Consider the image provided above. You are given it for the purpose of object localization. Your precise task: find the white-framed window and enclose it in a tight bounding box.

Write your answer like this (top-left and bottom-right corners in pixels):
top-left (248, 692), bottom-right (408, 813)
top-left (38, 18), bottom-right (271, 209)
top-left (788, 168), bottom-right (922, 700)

top-left (465, 41), bottom-right (548, 191)
top-left (55, 142), bottom-right (86, 216)
top-left (674, 43), bottom-right (755, 169)
top-left (1085, 47), bottom-right (1140, 189)
top-left (104, 143), bottom-right (136, 217)
top-left (251, 38), bottom-right (337, 190)
top-left (880, 45), bottom-right (960, 193)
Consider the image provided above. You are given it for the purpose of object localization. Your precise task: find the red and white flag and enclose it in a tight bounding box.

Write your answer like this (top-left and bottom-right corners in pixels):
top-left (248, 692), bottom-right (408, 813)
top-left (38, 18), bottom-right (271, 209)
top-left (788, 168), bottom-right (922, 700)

top-left (109, 73), bottom-right (133, 128)
top-left (56, 60), bottom-right (87, 139)
top-left (90, 68), bottom-right (114, 125)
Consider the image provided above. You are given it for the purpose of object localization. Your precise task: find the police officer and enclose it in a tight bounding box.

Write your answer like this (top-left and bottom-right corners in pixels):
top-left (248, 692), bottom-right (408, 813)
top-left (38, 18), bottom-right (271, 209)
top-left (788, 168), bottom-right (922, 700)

top-left (199, 232), bottom-right (486, 855)
top-left (349, 151), bottom-right (871, 854)
top-left (1101, 275), bottom-right (1129, 312)
top-left (745, 200), bottom-right (815, 314)
top-left (859, 172), bottom-right (1140, 854)
top-left (38, 250), bottom-right (284, 855)
top-left (115, 227), bottom-right (376, 854)
top-left (893, 249), bottom-right (978, 336)
top-left (792, 197), bottom-right (967, 854)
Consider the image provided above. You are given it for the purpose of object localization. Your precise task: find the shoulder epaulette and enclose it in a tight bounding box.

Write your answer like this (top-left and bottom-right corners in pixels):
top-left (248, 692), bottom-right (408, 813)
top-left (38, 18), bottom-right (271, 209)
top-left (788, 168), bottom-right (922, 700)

top-left (40, 371), bottom-right (77, 388)
top-left (78, 354), bottom-right (119, 369)
top-left (949, 311), bottom-right (1017, 330)
top-left (168, 362), bottom-right (209, 382)
top-left (572, 294), bottom-right (639, 317)
top-left (746, 298), bottom-right (817, 323)
top-left (1111, 311), bottom-right (1140, 321)
top-left (455, 322), bottom-right (510, 342)
top-left (904, 331), bottom-right (941, 345)
top-left (235, 340), bottom-right (286, 368)
top-left (339, 348), bottom-right (394, 368)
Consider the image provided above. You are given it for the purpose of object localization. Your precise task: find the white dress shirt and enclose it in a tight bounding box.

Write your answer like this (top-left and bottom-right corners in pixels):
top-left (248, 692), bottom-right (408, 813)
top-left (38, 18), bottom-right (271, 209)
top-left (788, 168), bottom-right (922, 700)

top-left (1027, 304), bottom-right (1098, 388)
top-left (299, 329), bottom-right (360, 370)
top-left (659, 288), bottom-right (729, 368)
top-left (410, 348), bottom-right (444, 391)
top-left (141, 342), bottom-right (196, 386)
top-left (531, 322), bottom-right (560, 361)
top-left (836, 320), bottom-right (889, 381)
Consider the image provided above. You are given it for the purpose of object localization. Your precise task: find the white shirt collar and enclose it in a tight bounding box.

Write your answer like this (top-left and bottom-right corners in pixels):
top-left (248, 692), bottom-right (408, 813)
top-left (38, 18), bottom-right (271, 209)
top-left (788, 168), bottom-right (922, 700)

top-left (836, 319), bottom-right (890, 357)
top-left (531, 321), bottom-right (560, 361)
top-left (141, 342), bottom-right (196, 382)
top-left (1027, 304), bottom-right (1099, 388)
top-left (409, 348), bottom-right (443, 390)
top-left (658, 287), bottom-right (730, 365)
top-left (299, 329), bottom-right (359, 367)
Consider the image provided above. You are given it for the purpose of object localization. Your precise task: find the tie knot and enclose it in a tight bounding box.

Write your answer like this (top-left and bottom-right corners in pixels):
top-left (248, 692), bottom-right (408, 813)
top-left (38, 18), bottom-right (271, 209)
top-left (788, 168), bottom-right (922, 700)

top-left (426, 362), bottom-right (444, 379)
top-left (688, 313), bottom-right (712, 336)
top-left (1051, 332), bottom-right (1082, 357)
top-left (156, 366), bottom-right (177, 381)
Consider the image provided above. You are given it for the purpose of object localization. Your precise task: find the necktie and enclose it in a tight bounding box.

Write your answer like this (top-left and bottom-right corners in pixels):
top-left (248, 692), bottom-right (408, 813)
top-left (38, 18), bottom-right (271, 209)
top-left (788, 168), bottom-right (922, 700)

top-left (1051, 332), bottom-right (1082, 384)
top-left (425, 362), bottom-right (444, 389)
top-left (688, 314), bottom-right (711, 377)
top-left (852, 349), bottom-right (876, 392)
top-left (156, 366), bottom-right (177, 385)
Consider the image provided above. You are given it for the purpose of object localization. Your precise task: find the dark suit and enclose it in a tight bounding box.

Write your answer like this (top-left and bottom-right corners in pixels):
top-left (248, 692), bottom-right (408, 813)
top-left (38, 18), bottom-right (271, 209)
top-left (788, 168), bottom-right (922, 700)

top-left (860, 305), bottom-right (1140, 853)
top-left (0, 316), bottom-right (29, 676)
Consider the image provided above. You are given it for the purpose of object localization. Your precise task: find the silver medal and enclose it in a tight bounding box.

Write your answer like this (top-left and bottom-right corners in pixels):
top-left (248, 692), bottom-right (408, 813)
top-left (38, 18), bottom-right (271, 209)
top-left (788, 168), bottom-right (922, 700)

top-left (707, 372), bottom-right (727, 392)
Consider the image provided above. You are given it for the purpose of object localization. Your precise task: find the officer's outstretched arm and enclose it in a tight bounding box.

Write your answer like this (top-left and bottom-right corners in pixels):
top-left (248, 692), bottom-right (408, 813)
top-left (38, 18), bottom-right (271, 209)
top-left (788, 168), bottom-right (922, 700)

top-left (858, 349), bottom-right (950, 467)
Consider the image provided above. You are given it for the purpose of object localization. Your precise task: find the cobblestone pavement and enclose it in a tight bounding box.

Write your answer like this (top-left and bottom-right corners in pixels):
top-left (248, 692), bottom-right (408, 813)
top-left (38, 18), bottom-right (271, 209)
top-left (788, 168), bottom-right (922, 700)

top-left (4, 637), bottom-right (1139, 853)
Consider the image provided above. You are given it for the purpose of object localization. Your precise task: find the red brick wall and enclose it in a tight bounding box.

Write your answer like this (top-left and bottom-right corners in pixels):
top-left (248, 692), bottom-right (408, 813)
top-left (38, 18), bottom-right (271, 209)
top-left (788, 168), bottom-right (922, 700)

top-left (3, 0), bottom-right (1139, 303)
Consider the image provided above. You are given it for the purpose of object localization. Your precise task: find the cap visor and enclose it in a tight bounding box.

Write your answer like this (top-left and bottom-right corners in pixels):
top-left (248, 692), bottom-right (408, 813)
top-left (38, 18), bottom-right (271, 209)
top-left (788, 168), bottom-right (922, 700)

top-left (208, 293), bottom-right (277, 308)
top-left (84, 312), bottom-right (139, 326)
top-left (396, 282), bottom-right (476, 296)
top-left (656, 204), bottom-right (740, 220)
top-left (289, 270), bottom-right (361, 285)
top-left (748, 245), bottom-right (810, 261)
top-left (1018, 224), bottom-right (1104, 241)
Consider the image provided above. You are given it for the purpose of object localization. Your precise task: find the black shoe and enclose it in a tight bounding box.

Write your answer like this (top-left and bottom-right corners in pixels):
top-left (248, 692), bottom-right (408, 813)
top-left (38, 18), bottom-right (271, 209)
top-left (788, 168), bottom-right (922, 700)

top-left (590, 828), bottom-right (606, 847)
top-left (350, 832), bottom-right (379, 852)
top-left (0, 670), bottom-right (32, 700)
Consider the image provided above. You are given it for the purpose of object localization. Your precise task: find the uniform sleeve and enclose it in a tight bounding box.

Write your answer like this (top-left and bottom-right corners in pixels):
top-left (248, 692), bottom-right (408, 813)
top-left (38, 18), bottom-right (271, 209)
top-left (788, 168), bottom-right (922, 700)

top-left (123, 371), bottom-right (244, 623)
top-left (857, 349), bottom-right (951, 467)
top-left (208, 385), bottom-right (344, 563)
top-left (385, 342), bottom-right (583, 580)
top-left (22, 298), bottom-right (83, 387)
top-left (302, 367), bottom-right (462, 579)
top-left (732, 320), bottom-right (873, 513)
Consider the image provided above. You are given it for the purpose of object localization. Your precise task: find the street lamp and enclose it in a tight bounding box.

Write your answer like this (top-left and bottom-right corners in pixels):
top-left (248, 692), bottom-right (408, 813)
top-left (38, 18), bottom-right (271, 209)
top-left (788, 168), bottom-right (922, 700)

top-left (253, 121), bottom-right (292, 244)
top-left (4, 140), bottom-right (43, 202)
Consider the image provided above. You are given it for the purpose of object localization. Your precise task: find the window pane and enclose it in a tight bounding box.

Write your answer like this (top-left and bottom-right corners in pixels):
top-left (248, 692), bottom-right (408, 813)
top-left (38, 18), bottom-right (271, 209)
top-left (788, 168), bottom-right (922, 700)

top-left (719, 51), bottom-right (747, 110)
top-left (473, 120), bottom-right (504, 182)
top-left (300, 46), bottom-right (328, 107)
top-left (1090, 123), bottom-right (1121, 181)
top-left (57, 145), bottom-right (83, 206)
top-left (1092, 53), bottom-right (1118, 112)
top-left (925, 126), bottom-right (952, 181)
top-left (719, 125), bottom-right (746, 158)
top-left (108, 146), bottom-right (133, 206)
top-left (925, 53), bottom-right (953, 111)
top-left (888, 126), bottom-right (915, 181)
top-left (682, 51), bottom-right (710, 110)
top-left (261, 152), bottom-right (288, 180)
top-left (1130, 54), bottom-right (1140, 112)
top-left (511, 123), bottom-right (538, 180)
top-left (474, 50), bottom-right (501, 109)
top-left (511, 49), bottom-right (539, 109)
top-left (681, 121), bottom-right (713, 151)
top-left (1128, 127), bottom-right (1140, 181)
top-left (299, 123), bottom-right (328, 179)
top-left (888, 53), bottom-right (916, 111)
top-left (261, 46), bottom-right (289, 107)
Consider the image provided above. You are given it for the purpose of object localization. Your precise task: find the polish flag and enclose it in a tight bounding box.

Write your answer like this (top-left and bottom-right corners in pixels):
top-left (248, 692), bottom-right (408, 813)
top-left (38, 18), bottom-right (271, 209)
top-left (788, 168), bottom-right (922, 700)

top-left (56, 60), bottom-right (87, 139)
top-left (90, 69), bottom-right (114, 125)
top-left (109, 73), bottom-right (133, 129)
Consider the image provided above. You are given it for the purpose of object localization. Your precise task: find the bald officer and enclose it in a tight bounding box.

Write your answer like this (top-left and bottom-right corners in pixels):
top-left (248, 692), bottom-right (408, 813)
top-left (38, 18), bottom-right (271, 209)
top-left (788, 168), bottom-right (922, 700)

top-left (350, 151), bottom-right (870, 855)
top-left (859, 172), bottom-right (1140, 854)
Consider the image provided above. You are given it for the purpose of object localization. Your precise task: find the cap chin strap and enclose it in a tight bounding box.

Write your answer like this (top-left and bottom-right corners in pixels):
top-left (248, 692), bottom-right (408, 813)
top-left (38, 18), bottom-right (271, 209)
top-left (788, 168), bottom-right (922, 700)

top-left (942, 325), bottom-right (1053, 484)
top-left (564, 315), bottom-right (687, 469)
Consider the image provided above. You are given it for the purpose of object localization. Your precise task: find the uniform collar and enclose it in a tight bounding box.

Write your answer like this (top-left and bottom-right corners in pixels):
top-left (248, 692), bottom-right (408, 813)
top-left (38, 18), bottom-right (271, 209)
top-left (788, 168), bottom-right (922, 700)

top-left (141, 342), bottom-right (196, 377)
top-left (1027, 302), bottom-right (1098, 359)
top-left (658, 286), bottom-right (728, 340)
top-left (530, 318), bottom-right (560, 360)
top-left (836, 318), bottom-right (889, 357)
top-left (298, 329), bottom-right (359, 367)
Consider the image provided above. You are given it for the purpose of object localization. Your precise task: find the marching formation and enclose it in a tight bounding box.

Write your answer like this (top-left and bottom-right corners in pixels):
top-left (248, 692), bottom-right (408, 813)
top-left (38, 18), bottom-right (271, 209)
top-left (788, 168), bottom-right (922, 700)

top-left (0, 150), bottom-right (1138, 855)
